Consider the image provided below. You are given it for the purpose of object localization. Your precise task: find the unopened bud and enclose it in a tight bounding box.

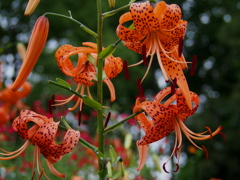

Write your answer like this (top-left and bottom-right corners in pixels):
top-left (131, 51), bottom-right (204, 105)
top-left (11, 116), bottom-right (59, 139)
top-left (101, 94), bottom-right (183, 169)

top-left (108, 0), bottom-right (115, 8)
top-left (16, 43), bottom-right (26, 60)
top-left (24, 0), bottom-right (40, 16)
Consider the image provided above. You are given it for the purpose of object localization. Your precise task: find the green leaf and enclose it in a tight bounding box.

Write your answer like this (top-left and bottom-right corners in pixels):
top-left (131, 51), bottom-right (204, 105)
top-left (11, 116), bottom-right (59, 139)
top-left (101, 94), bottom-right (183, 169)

top-left (112, 169), bottom-right (121, 179)
top-left (98, 44), bottom-right (116, 59)
top-left (56, 78), bottom-right (71, 89)
top-left (82, 95), bottom-right (102, 110)
top-left (109, 145), bottom-right (118, 163)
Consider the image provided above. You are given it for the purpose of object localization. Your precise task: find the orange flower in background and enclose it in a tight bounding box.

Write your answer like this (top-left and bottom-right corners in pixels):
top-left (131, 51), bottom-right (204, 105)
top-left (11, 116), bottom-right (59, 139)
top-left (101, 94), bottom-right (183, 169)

top-left (11, 16), bottom-right (49, 91)
top-left (0, 110), bottom-right (80, 179)
top-left (117, 1), bottom-right (192, 109)
top-left (0, 81), bottom-right (32, 126)
top-left (54, 42), bottom-right (123, 111)
top-left (24, 0), bottom-right (40, 16)
top-left (133, 87), bottom-right (223, 172)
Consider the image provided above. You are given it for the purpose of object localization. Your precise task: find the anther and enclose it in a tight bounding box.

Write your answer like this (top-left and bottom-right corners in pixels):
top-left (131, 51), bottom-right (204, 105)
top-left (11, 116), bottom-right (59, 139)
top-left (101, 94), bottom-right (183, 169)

top-left (142, 44), bottom-right (148, 66)
top-left (190, 55), bottom-right (197, 76)
top-left (123, 60), bottom-right (130, 81)
top-left (178, 37), bottom-right (183, 58)
top-left (205, 126), bottom-right (213, 140)
top-left (104, 112), bottom-right (111, 128)
top-left (163, 163), bottom-right (169, 173)
top-left (202, 145), bottom-right (209, 160)
top-left (173, 163), bottom-right (180, 172)
top-left (171, 78), bottom-right (177, 95)
top-left (78, 111), bottom-right (82, 126)
top-left (137, 78), bottom-right (144, 97)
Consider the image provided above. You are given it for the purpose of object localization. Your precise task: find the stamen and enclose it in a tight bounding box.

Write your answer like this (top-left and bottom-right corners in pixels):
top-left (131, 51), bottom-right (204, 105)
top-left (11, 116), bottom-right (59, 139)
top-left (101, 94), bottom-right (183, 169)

top-left (104, 112), bottom-right (111, 128)
top-left (123, 60), bottom-right (130, 81)
top-left (78, 111), bottom-right (82, 126)
top-left (218, 132), bottom-right (226, 141)
top-left (142, 44), bottom-right (148, 66)
top-left (205, 126), bottom-right (213, 140)
top-left (190, 55), bottom-right (197, 76)
top-left (178, 37), bottom-right (183, 58)
top-left (137, 78), bottom-right (144, 97)
top-left (173, 163), bottom-right (180, 172)
top-left (171, 78), bottom-right (177, 95)
top-left (51, 94), bottom-right (55, 110)
top-left (202, 145), bottom-right (209, 160)
top-left (162, 163), bottom-right (169, 173)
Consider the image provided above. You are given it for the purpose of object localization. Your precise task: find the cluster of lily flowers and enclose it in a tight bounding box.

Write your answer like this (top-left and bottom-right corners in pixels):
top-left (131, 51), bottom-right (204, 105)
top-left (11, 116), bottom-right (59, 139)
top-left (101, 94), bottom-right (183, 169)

top-left (0, 0), bottom-right (225, 178)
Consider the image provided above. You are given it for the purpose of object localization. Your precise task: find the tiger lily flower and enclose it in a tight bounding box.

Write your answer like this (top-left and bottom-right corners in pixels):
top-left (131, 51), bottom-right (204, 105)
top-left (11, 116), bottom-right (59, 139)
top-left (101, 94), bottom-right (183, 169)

top-left (0, 110), bottom-right (80, 179)
top-left (24, 0), bottom-right (40, 16)
top-left (11, 16), bottom-right (49, 91)
top-left (133, 87), bottom-right (223, 172)
top-left (54, 42), bottom-right (122, 111)
top-left (117, 1), bottom-right (192, 109)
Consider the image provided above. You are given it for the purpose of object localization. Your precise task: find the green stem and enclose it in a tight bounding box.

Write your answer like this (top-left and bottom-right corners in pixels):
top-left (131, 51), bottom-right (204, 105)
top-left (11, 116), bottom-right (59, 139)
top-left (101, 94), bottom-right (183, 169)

top-left (102, 0), bottom-right (136, 18)
top-left (43, 12), bottom-right (98, 37)
top-left (96, 0), bottom-right (105, 178)
top-left (104, 111), bottom-right (142, 134)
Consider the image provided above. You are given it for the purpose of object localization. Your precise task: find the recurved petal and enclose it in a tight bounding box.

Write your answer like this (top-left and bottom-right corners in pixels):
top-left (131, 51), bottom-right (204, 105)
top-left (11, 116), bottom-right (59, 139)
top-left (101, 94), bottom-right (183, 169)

top-left (136, 143), bottom-right (149, 171)
top-left (130, 2), bottom-right (160, 32)
top-left (159, 3), bottom-right (183, 30)
top-left (31, 121), bottom-right (59, 147)
top-left (73, 72), bottom-right (96, 86)
top-left (116, 12), bottom-right (147, 42)
top-left (55, 128), bottom-right (80, 157)
top-left (55, 45), bottom-right (93, 77)
top-left (104, 56), bottom-right (123, 79)
top-left (160, 52), bottom-right (192, 109)
top-left (11, 16), bottom-right (49, 91)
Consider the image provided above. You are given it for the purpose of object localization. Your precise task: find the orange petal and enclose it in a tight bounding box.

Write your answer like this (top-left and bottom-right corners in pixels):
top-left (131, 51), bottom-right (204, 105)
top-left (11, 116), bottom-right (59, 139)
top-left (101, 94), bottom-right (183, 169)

top-left (160, 52), bottom-right (192, 109)
top-left (104, 56), bottom-right (123, 79)
top-left (46, 159), bottom-right (65, 178)
top-left (103, 78), bottom-right (116, 102)
top-left (11, 16), bottom-right (49, 91)
top-left (55, 45), bottom-right (94, 77)
top-left (136, 143), bottom-right (149, 171)
top-left (24, 0), bottom-right (40, 16)
top-left (73, 72), bottom-right (96, 86)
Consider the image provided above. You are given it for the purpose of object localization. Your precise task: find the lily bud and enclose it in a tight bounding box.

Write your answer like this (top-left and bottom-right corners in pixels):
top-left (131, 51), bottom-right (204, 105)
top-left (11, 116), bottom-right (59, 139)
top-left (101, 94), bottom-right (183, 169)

top-left (24, 0), bottom-right (40, 16)
top-left (108, 0), bottom-right (115, 8)
top-left (16, 42), bottom-right (26, 60)
top-left (11, 16), bottom-right (49, 91)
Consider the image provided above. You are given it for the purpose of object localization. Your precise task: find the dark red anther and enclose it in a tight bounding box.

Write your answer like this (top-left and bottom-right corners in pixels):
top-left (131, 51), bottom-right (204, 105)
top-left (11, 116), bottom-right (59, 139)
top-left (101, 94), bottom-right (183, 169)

top-left (173, 163), bottom-right (180, 172)
top-left (123, 60), bottom-right (130, 81)
top-left (104, 112), bottom-right (111, 128)
top-left (202, 145), bottom-right (209, 160)
top-left (78, 111), bottom-right (82, 126)
top-left (178, 37), bottom-right (183, 58)
top-left (218, 131), bottom-right (226, 141)
top-left (48, 99), bottom-right (53, 115)
top-left (137, 78), bottom-right (144, 97)
top-left (163, 163), bottom-right (169, 173)
top-left (142, 44), bottom-right (148, 66)
top-left (171, 78), bottom-right (177, 95)
top-left (51, 94), bottom-right (55, 110)
top-left (190, 55), bottom-right (197, 76)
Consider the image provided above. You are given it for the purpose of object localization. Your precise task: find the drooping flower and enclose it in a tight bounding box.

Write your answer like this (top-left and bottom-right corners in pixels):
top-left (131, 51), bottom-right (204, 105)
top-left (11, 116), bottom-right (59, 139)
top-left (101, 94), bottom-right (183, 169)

top-left (54, 42), bottom-right (123, 111)
top-left (24, 0), bottom-right (40, 16)
top-left (0, 110), bottom-right (80, 179)
top-left (133, 87), bottom-right (223, 172)
top-left (11, 16), bottom-right (49, 91)
top-left (117, 1), bottom-right (192, 109)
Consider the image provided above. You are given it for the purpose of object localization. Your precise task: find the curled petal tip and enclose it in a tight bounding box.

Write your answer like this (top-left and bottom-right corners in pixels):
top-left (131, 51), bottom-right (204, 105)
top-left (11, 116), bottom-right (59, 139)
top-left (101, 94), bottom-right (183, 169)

top-left (11, 16), bottom-right (49, 91)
